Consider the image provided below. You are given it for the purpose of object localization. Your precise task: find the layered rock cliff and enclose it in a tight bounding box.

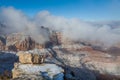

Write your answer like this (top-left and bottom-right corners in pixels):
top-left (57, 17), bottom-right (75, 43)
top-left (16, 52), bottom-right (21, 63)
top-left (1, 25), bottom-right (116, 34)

top-left (0, 33), bottom-right (45, 51)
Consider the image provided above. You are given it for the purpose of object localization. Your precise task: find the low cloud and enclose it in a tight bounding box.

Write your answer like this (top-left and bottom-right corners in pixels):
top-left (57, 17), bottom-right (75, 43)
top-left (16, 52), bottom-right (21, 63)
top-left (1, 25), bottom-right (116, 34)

top-left (0, 7), bottom-right (120, 47)
top-left (0, 7), bottom-right (50, 44)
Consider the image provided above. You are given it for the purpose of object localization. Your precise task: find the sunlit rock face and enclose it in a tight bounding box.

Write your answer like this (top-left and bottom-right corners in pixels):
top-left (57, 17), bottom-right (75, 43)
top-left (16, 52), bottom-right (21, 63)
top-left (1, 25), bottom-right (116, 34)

top-left (5, 33), bottom-right (44, 51)
top-left (17, 51), bottom-right (46, 64)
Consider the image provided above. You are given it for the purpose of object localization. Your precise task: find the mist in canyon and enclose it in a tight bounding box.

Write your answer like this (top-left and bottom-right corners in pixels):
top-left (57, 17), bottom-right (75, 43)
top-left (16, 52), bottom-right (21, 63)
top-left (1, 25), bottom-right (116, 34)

top-left (0, 7), bottom-right (120, 47)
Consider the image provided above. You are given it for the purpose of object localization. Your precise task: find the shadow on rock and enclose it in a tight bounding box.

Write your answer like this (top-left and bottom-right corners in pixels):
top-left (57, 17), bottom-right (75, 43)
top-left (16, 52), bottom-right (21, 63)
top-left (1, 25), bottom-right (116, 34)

top-left (64, 65), bottom-right (97, 80)
top-left (0, 51), bottom-right (18, 79)
top-left (64, 65), bottom-right (120, 80)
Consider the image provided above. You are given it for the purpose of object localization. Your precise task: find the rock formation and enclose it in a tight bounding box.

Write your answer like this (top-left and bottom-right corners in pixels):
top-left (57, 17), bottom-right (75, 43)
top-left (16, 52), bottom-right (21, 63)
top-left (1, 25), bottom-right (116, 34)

top-left (0, 31), bottom-right (120, 80)
top-left (12, 63), bottom-right (64, 79)
top-left (6, 33), bottom-right (44, 51)
top-left (12, 49), bottom-right (64, 80)
top-left (52, 45), bottom-right (120, 80)
top-left (17, 50), bottom-right (47, 64)
top-left (0, 33), bottom-right (46, 51)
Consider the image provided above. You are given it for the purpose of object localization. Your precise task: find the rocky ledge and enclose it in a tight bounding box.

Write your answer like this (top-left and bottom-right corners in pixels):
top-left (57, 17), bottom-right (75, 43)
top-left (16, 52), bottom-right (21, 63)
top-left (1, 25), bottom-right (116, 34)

top-left (12, 50), bottom-right (64, 80)
top-left (12, 63), bottom-right (64, 80)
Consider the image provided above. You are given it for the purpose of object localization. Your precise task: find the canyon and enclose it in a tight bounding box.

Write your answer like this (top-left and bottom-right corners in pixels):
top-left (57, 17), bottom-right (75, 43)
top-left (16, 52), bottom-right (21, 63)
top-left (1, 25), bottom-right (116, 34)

top-left (0, 29), bottom-right (120, 80)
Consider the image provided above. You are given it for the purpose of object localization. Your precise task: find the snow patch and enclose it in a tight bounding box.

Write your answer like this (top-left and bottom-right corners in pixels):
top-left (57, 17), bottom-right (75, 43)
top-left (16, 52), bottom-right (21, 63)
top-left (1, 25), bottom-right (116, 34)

top-left (18, 63), bottom-right (64, 79)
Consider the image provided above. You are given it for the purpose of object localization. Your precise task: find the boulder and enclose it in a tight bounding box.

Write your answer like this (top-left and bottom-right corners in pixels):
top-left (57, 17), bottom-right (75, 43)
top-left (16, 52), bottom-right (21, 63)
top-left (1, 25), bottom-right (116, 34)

top-left (17, 51), bottom-right (45, 64)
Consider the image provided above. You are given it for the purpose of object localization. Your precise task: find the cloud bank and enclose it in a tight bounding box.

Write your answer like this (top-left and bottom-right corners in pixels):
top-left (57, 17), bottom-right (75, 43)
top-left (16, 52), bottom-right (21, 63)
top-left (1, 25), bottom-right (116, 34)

top-left (0, 7), bottom-right (120, 47)
top-left (0, 7), bottom-right (50, 44)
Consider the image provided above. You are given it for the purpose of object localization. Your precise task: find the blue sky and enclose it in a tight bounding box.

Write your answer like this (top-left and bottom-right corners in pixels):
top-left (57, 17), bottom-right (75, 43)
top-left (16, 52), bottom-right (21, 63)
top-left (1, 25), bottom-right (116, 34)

top-left (0, 0), bottom-right (120, 21)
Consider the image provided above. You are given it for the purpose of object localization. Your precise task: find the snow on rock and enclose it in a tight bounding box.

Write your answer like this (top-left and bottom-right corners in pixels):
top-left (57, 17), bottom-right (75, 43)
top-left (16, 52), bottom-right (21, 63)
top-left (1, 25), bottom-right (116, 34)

top-left (12, 63), bottom-right (64, 80)
top-left (85, 61), bottom-right (120, 76)
top-left (27, 48), bottom-right (50, 54)
top-left (52, 44), bottom-right (91, 51)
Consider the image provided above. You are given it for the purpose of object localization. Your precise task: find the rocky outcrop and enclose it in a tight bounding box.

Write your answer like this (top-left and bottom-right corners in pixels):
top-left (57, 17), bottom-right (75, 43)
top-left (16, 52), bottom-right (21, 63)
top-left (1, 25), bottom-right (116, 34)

top-left (54, 32), bottom-right (75, 45)
top-left (17, 51), bottom-right (46, 64)
top-left (0, 33), bottom-right (45, 51)
top-left (5, 33), bottom-right (44, 51)
top-left (12, 49), bottom-right (64, 80)
top-left (12, 63), bottom-right (64, 79)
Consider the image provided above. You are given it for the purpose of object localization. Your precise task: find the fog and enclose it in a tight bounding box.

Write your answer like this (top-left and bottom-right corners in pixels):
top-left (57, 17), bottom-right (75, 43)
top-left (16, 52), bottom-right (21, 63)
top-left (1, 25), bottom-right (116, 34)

top-left (0, 7), bottom-right (120, 47)
top-left (0, 7), bottom-right (50, 44)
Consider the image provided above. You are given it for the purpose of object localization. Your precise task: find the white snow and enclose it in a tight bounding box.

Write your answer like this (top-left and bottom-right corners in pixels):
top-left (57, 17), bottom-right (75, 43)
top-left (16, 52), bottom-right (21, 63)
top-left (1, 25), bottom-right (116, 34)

top-left (52, 44), bottom-right (85, 50)
top-left (24, 48), bottom-right (50, 55)
top-left (18, 63), bottom-right (64, 79)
